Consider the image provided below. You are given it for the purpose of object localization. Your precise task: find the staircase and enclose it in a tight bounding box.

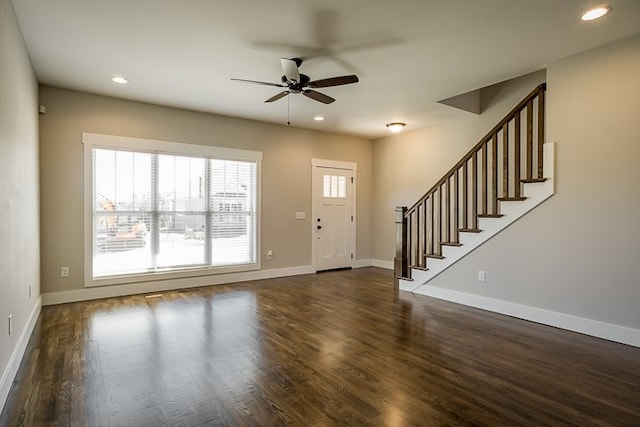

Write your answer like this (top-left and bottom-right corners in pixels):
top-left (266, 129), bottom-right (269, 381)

top-left (395, 84), bottom-right (554, 293)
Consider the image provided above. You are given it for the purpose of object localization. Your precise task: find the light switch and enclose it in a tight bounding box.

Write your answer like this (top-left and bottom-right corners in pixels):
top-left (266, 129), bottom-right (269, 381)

top-left (295, 212), bottom-right (306, 220)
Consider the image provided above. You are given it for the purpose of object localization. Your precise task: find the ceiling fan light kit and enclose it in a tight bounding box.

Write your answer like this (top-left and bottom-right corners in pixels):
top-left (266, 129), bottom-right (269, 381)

top-left (386, 122), bottom-right (406, 133)
top-left (231, 58), bottom-right (359, 105)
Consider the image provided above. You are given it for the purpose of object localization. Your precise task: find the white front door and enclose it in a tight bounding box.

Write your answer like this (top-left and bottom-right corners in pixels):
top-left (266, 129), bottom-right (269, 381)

top-left (313, 165), bottom-right (354, 271)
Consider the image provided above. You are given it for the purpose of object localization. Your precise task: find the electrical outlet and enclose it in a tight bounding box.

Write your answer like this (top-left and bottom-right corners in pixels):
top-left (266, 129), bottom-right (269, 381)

top-left (8, 315), bottom-right (12, 336)
top-left (478, 271), bottom-right (486, 282)
top-left (266, 250), bottom-right (273, 260)
top-left (61, 266), bottom-right (69, 278)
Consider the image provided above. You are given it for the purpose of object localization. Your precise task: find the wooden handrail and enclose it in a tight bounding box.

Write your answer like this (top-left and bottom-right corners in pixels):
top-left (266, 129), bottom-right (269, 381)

top-left (396, 83), bottom-right (546, 279)
top-left (406, 83), bottom-right (546, 215)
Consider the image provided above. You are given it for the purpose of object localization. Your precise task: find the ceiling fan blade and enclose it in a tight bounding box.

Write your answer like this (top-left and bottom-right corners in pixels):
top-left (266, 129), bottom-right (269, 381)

top-left (302, 90), bottom-right (335, 104)
top-left (308, 75), bottom-right (359, 88)
top-left (265, 91), bottom-right (290, 103)
top-left (231, 78), bottom-right (285, 88)
top-left (280, 58), bottom-right (301, 83)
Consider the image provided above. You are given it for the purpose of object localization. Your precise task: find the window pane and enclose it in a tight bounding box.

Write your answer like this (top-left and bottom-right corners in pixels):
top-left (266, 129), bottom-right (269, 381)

top-left (93, 149), bottom-right (153, 276)
top-left (158, 155), bottom-right (206, 213)
top-left (93, 214), bottom-right (153, 276)
top-left (211, 212), bottom-right (253, 266)
top-left (331, 175), bottom-right (338, 197)
top-left (338, 176), bottom-right (347, 198)
top-left (91, 145), bottom-right (258, 280)
top-left (94, 149), bottom-right (152, 211)
top-left (156, 214), bottom-right (207, 268)
top-left (323, 175), bottom-right (331, 198)
top-left (321, 174), bottom-right (347, 199)
top-left (210, 159), bottom-right (256, 266)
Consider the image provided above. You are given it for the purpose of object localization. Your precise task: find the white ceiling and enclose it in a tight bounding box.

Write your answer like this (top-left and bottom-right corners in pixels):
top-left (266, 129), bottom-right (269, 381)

top-left (12, 0), bottom-right (640, 139)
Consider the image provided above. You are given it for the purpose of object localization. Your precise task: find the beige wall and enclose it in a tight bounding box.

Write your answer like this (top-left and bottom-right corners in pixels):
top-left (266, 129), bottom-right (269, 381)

top-left (373, 35), bottom-right (640, 330)
top-left (0, 0), bottom-right (40, 404)
top-left (372, 70), bottom-right (546, 261)
top-left (39, 86), bottom-right (372, 294)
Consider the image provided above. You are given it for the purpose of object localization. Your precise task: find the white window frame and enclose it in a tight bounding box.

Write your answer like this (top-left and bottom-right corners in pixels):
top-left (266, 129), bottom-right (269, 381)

top-left (83, 133), bottom-right (262, 288)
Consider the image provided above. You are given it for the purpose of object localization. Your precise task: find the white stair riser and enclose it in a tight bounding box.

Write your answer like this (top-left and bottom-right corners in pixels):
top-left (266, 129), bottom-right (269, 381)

top-left (399, 143), bottom-right (554, 293)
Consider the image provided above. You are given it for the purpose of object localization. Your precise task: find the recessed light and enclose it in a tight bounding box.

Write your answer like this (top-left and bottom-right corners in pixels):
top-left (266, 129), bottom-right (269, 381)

top-left (386, 122), bottom-right (406, 133)
top-left (111, 75), bottom-right (129, 84)
top-left (580, 5), bottom-right (611, 21)
top-left (314, 116), bottom-right (325, 121)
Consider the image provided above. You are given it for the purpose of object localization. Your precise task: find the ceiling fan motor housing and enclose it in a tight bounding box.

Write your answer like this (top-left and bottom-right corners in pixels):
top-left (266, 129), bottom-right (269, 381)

top-left (231, 57), bottom-right (358, 104)
top-left (282, 74), bottom-right (311, 92)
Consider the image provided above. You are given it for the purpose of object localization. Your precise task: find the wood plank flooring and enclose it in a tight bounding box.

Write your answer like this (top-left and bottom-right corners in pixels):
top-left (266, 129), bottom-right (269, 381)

top-left (1, 267), bottom-right (639, 426)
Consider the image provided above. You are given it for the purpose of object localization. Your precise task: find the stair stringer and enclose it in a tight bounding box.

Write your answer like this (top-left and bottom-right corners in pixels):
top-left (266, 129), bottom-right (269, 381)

top-left (399, 142), bottom-right (555, 294)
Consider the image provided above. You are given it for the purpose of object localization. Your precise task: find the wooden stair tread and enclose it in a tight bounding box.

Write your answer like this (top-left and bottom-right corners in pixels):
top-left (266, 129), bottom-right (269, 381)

top-left (498, 197), bottom-right (527, 202)
top-left (395, 85), bottom-right (548, 287)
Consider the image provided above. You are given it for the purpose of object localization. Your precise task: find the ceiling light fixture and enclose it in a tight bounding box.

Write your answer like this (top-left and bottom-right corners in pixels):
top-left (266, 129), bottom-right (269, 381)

top-left (314, 116), bottom-right (325, 121)
top-left (386, 122), bottom-right (406, 133)
top-left (111, 75), bottom-right (129, 84)
top-left (580, 5), bottom-right (611, 21)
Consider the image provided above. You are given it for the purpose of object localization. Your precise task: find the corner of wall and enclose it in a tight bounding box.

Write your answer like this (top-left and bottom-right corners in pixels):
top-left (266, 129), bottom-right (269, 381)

top-left (0, 298), bottom-right (41, 414)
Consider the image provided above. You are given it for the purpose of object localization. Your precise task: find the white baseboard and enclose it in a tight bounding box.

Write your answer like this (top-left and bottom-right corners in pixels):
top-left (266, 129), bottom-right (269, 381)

top-left (353, 259), bottom-right (394, 270)
top-left (353, 259), bottom-right (372, 268)
top-left (412, 286), bottom-right (640, 348)
top-left (42, 265), bottom-right (315, 306)
top-left (0, 296), bottom-right (42, 414)
top-left (371, 259), bottom-right (393, 270)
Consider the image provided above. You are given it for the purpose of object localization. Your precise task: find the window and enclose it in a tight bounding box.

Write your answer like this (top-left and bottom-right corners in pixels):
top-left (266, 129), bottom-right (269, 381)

top-left (84, 133), bottom-right (261, 286)
top-left (323, 174), bottom-right (347, 198)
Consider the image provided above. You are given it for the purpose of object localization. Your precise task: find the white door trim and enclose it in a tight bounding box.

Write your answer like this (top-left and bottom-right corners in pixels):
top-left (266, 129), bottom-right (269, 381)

top-left (311, 159), bottom-right (357, 272)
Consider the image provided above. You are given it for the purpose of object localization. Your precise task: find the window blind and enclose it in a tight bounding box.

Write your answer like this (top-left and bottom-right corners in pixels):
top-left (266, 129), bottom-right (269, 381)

top-left (91, 146), bottom-right (257, 279)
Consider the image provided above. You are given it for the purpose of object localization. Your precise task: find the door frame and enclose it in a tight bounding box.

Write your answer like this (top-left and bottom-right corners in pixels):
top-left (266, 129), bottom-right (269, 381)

top-left (311, 158), bottom-right (357, 272)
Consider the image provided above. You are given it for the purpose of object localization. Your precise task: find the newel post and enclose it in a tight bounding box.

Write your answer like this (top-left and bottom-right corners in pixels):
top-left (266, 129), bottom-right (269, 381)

top-left (394, 206), bottom-right (409, 287)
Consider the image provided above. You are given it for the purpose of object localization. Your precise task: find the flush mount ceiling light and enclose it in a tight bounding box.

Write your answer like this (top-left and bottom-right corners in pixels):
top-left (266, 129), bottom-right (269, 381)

top-left (580, 5), bottom-right (611, 21)
top-left (386, 122), bottom-right (406, 133)
top-left (111, 75), bottom-right (129, 84)
top-left (314, 116), bottom-right (325, 121)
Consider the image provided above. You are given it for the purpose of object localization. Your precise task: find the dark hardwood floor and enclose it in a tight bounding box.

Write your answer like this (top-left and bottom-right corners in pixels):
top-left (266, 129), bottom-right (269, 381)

top-left (2, 267), bottom-right (639, 426)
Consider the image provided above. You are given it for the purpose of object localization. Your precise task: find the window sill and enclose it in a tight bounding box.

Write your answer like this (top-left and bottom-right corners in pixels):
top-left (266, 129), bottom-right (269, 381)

top-left (85, 262), bottom-right (260, 288)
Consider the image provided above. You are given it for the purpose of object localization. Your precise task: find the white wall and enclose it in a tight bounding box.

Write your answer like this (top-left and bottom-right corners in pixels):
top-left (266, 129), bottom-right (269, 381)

top-left (0, 0), bottom-right (41, 411)
top-left (373, 35), bottom-right (640, 334)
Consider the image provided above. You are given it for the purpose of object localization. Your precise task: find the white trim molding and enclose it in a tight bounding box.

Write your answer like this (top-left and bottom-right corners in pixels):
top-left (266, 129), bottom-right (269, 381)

top-left (403, 285), bottom-right (640, 348)
top-left (311, 158), bottom-right (358, 170)
top-left (43, 265), bottom-right (315, 306)
top-left (371, 259), bottom-right (394, 270)
top-left (0, 297), bottom-right (42, 413)
top-left (352, 259), bottom-right (374, 268)
top-left (350, 259), bottom-right (394, 270)
top-left (82, 132), bottom-right (263, 288)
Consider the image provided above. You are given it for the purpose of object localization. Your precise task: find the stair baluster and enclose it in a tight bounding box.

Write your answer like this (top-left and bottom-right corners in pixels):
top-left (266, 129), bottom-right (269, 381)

top-left (395, 84), bottom-right (546, 282)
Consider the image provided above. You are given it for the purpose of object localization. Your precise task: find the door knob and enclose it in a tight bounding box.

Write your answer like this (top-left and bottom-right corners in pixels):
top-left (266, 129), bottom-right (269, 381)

top-left (317, 225), bottom-right (322, 230)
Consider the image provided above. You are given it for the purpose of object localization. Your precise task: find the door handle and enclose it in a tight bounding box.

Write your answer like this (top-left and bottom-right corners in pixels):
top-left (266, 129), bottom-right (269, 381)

top-left (317, 225), bottom-right (322, 230)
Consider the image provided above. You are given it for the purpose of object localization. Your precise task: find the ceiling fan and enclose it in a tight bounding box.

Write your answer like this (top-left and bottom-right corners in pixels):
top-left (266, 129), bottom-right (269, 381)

top-left (231, 58), bottom-right (358, 104)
